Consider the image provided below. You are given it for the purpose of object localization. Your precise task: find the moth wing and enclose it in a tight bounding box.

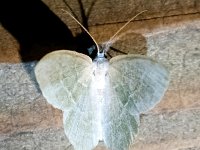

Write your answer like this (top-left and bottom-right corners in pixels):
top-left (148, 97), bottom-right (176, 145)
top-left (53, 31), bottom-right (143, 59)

top-left (35, 50), bottom-right (99, 150)
top-left (103, 55), bottom-right (169, 150)
top-left (35, 50), bottom-right (92, 110)
top-left (63, 88), bottom-right (99, 150)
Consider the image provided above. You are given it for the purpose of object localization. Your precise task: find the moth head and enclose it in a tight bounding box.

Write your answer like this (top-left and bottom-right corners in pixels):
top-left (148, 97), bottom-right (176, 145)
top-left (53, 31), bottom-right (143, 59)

top-left (88, 43), bottom-right (109, 59)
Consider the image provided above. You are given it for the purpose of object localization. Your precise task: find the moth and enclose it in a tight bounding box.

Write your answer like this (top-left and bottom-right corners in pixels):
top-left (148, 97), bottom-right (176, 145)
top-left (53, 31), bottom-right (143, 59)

top-left (35, 11), bottom-right (169, 150)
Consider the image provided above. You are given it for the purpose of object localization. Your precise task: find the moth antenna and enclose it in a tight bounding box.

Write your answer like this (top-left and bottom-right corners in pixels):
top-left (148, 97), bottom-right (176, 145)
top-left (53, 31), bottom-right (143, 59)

top-left (104, 10), bottom-right (147, 53)
top-left (62, 9), bottom-right (100, 53)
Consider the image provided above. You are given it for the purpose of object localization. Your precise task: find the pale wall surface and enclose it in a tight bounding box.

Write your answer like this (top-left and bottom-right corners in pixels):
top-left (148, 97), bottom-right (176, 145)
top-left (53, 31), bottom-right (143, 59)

top-left (0, 0), bottom-right (200, 150)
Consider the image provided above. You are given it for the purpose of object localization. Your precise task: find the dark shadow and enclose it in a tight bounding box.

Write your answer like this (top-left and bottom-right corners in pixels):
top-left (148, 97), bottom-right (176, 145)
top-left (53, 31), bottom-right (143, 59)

top-left (0, 0), bottom-right (98, 92)
top-left (0, 0), bottom-right (78, 62)
top-left (0, 0), bottom-right (98, 61)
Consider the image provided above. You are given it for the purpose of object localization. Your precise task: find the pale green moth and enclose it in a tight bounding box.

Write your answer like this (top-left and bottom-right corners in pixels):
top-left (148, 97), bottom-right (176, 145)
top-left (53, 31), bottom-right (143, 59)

top-left (35, 11), bottom-right (169, 150)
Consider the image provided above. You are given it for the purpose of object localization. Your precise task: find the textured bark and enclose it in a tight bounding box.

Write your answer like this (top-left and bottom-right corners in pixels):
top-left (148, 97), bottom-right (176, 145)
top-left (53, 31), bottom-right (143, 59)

top-left (0, 0), bottom-right (200, 149)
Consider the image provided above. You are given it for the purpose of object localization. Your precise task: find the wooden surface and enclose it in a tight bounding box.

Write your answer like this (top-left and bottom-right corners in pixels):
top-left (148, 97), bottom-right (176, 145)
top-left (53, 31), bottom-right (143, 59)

top-left (0, 0), bottom-right (200, 150)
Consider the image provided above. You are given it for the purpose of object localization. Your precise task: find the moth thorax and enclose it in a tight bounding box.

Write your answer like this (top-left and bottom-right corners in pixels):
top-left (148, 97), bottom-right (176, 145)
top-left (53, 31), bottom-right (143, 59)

top-left (93, 57), bottom-right (109, 89)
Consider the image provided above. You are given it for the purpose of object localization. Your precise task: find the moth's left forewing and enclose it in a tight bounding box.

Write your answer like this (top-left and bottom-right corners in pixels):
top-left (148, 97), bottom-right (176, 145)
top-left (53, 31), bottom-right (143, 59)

top-left (103, 54), bottom-right (169, 150)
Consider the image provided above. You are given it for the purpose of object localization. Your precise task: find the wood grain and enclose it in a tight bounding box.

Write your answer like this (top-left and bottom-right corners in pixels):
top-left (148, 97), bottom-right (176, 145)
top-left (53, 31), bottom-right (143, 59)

top-left (0, 0), bottom-right (200, 149)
